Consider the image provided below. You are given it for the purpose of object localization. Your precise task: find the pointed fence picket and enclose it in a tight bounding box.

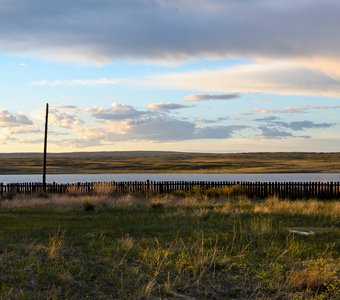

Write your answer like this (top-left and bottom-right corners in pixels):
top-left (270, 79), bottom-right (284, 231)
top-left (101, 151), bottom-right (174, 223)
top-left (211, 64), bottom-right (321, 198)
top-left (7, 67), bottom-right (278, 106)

top-left (0, 180), bottom-right (339, 199)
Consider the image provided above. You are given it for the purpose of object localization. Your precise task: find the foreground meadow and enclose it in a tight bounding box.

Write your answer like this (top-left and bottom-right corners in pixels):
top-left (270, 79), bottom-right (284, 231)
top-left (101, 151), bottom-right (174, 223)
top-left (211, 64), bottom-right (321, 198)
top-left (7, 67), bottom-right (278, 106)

top-left (0, 194), bottom-right (339, 299)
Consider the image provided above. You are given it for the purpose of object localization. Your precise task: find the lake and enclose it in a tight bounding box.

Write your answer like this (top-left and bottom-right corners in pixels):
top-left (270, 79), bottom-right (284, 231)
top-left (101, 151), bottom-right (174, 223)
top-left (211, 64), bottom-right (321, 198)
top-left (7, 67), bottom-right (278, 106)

top-left (0, 173), bottom-right (339, 184)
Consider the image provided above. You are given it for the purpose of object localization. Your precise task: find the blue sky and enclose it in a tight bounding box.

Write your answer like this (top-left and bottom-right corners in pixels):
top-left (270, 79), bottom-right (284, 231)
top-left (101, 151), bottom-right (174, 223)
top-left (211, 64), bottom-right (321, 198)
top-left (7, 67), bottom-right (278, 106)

top-left (0, 0), bottom-right (339, 153)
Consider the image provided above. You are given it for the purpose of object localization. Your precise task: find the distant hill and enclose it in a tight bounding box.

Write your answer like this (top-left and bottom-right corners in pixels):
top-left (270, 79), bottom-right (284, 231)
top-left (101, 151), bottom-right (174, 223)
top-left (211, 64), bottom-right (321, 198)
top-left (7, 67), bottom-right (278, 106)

top-left (0, 151), bottom-right (339, 174)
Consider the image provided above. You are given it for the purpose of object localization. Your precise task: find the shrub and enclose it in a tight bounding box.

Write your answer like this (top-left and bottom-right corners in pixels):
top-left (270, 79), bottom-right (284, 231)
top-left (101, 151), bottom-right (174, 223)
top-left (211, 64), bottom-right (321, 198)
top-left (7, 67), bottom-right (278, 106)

top-left (83, 200), bottom-right (95, 212)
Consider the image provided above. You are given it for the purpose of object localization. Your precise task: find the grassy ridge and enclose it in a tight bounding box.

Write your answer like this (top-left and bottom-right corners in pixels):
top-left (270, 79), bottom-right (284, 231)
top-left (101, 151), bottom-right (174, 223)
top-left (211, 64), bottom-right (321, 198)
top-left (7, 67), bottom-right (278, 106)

top-left (0, 195), bottom-right (339, 299)
top-left (0, 151), bottom-right (340, 174)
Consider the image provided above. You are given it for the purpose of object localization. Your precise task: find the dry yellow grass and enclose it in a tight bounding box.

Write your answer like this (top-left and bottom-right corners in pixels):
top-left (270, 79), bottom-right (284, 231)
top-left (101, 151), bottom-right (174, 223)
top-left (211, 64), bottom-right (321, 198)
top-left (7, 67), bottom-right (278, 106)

top-left (0, 193), bottom-right (135, 208)
top-left (0, 190), bottom-right (340, 219)
top-left (284, 258), bottom-right (339, 293)
top-left (1, 194), bottom-right (339, 220)
top-left (0, 193), bottom-right (338, 299)
top-left (1, 152), bottom-right (339, 174)
top-left (0, 194), bottom-right (106, 209)
top-left (253, 196), bottom-right (340, 218)
top-left (47, 228), bottom-right (64, 259)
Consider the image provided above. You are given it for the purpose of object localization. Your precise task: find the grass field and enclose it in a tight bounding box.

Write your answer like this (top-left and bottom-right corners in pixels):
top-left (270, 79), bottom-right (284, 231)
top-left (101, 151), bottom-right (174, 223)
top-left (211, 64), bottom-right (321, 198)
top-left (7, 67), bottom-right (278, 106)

top-left (0, 194), bottom-right (339, 299)
top-left (0, 151), bottom-right (340, 174)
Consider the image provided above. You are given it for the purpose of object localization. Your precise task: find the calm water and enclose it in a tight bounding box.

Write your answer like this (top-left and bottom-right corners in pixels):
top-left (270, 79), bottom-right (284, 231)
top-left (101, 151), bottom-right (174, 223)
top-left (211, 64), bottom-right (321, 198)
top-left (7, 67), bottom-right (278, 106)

top-left (0, 173), bottom-right (339, 184)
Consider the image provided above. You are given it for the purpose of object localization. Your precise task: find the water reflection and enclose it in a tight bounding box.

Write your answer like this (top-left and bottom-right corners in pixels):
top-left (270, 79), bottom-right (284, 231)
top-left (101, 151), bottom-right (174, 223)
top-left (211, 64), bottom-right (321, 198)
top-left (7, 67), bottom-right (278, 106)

top-left (0, 173), bottom-right (339, 184)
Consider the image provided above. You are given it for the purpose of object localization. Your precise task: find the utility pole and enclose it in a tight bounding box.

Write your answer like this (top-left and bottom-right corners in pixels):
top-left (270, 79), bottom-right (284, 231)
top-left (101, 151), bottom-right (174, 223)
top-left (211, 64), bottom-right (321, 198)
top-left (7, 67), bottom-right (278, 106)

top-left (43, 103), bottom-right (49, 193)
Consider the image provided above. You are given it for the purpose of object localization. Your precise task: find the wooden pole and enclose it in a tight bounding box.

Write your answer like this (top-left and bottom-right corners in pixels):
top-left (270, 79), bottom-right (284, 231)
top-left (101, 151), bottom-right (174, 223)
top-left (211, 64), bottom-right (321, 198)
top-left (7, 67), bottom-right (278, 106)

top-left (43, 103), bottom-right (49, 193)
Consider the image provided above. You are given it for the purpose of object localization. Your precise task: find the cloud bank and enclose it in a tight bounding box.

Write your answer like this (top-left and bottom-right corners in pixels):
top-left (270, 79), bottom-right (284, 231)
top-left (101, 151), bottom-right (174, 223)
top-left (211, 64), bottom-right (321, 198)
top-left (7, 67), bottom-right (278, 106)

top-left (1, 102), bottom-right (339, 149)
top-left (1, 1), bottom-right (340, 97)
top-left (0, 109), bottom-right (33, 127)
top-left (1, 0), bottom-right (340, 65)
top-left (76, 103), bottom-right (246, 142)
top-left (139, 62), bottom-right (340, 97)
top-left (255, 117), bottom-right (336, 139)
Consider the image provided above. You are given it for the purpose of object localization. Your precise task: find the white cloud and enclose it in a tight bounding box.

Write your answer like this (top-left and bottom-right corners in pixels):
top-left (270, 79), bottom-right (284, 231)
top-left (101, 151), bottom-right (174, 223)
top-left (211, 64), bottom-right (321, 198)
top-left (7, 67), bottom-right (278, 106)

top-left (273, 121), bottom-right (335, 131)
top-left (185, 93), bottom-right (240, 102)
top-left (258, 126), bottom-right (294, 139)
top-left (88, 103), bottom-right (147, 121)
top-left (0, 126), bottom-right (42, 147)
top-left (1, 101), bottom-right (337, 151)
top-left (137, 61), bottom-right (340, 97)
top-left (32, 78), bottom-right (119, 87)
top-left (49, 108), bottom-right (85, 129)
top-left (53, 104), bottom-right (79, 110)
top-left (1, 0), bottom-right (340, 100)
top-left (77, 115), bottom-right (247, 143)
top-left (0, 109), bottom-right (33, 127)
top-left (64, 102), bottom-right (248, 143)
top-left (148, 103), bottom-right (188, 111)
top-left (45, 102), bottom-right (340, 145)
top-left (253, 105), bottom-right (340, 115)
top-left (2, 126), bottom-right (41, 136)
top-left (195, 126), bottom-right (246, 139)
top-left (253, 108), bottom-right (270, 114)
top-left (255, 118), bottom-right (336, 139)
top-left (126, 116), bottom-right (196, 141)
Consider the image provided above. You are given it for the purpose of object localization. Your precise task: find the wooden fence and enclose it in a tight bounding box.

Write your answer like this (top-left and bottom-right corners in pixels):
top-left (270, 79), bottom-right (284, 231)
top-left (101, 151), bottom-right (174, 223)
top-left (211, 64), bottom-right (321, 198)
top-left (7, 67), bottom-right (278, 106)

top-left (1, 181), bottom-right (340, 199)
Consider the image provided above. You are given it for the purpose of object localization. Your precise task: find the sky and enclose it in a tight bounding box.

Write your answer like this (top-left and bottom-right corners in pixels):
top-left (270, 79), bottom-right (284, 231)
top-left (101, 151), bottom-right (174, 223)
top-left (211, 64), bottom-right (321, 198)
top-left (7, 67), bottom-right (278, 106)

top-left (0, 0), bottom-right (340, 153)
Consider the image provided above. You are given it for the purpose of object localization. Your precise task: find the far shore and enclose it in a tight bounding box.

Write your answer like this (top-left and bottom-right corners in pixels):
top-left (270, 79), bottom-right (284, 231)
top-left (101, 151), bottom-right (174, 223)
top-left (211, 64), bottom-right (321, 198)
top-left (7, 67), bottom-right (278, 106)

top-left (0, 151), bottom-right (339, 174)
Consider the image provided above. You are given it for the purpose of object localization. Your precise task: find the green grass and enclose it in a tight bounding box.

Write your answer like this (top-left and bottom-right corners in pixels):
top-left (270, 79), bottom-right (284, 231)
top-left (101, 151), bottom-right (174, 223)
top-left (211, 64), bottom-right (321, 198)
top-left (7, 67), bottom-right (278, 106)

top-left (1, 151), bottom-right (340, 174)
top-left (0, 195), bottom-right (339, 299)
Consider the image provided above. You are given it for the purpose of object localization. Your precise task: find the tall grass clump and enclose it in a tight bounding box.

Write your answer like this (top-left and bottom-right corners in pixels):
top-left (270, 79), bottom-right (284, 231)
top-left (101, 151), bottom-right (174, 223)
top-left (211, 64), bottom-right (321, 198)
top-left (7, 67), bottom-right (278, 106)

top-left (253, 196), bottom-right (340, 218)
top-left (47, 228), bottom-right (64, 259)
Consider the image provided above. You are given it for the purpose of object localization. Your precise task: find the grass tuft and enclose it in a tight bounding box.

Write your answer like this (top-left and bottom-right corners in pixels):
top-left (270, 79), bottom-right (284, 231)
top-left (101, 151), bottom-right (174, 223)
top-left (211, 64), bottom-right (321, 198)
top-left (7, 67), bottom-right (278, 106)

top-left (47, 228), bottom-right (64, 259)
